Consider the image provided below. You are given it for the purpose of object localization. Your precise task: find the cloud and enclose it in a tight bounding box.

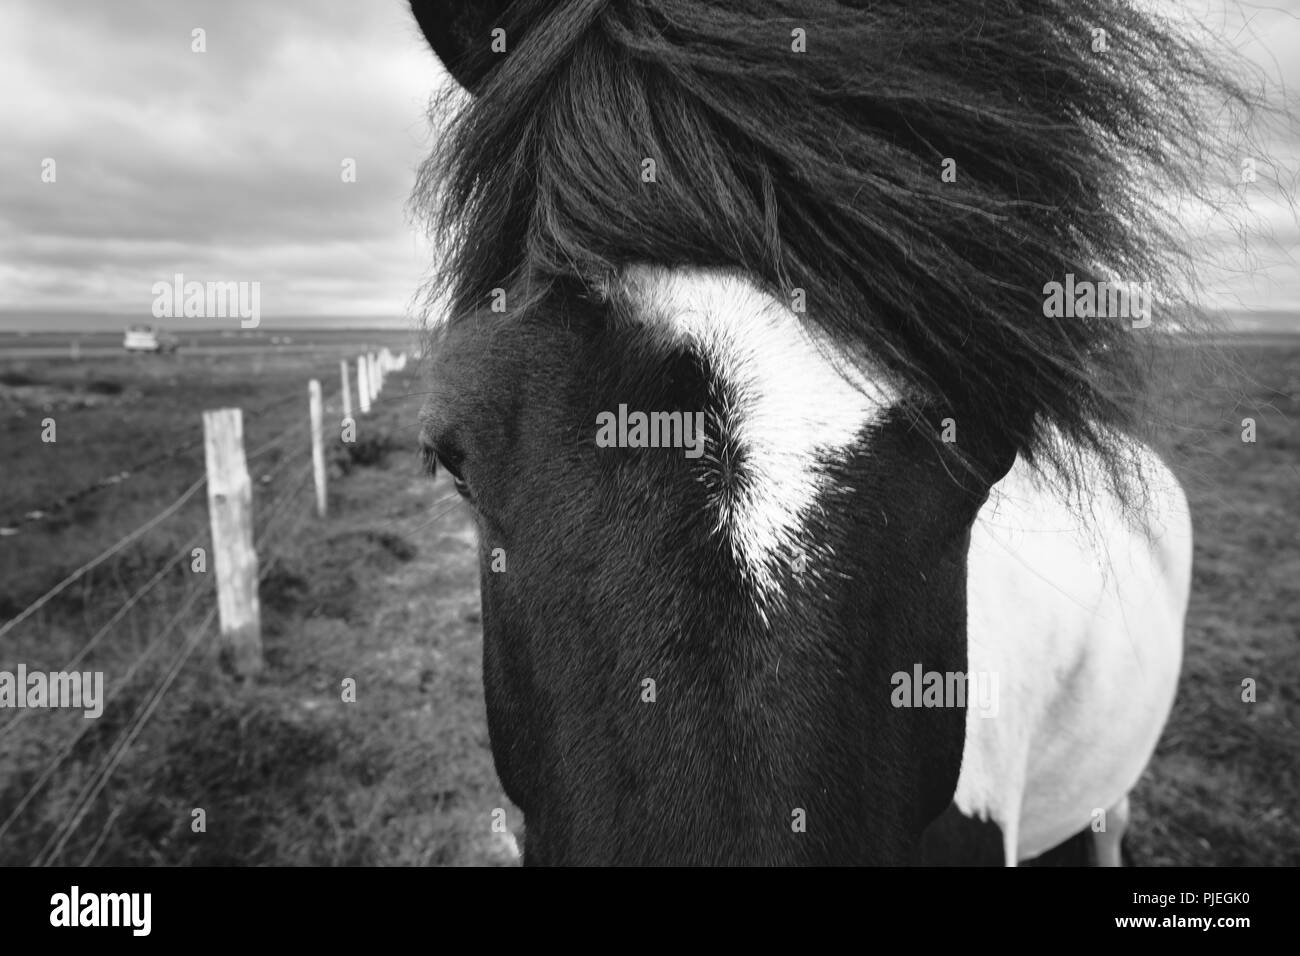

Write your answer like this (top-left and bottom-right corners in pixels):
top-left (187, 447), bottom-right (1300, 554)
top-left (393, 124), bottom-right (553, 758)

top-left (0, 0), bottom-right (452, 320)
top-left (0, 0), bottom-right (1294, 321)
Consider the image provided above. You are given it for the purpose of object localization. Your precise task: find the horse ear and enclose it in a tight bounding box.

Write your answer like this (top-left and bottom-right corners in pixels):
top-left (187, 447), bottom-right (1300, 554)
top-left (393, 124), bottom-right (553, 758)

top-left (409, 0), bottom-right (514, 93)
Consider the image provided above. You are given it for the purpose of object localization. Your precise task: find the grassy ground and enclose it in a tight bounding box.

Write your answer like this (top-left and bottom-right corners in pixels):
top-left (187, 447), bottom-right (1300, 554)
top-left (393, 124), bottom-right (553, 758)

top-left (1129, 342), bottom-right (1300, 866)
top-left (1, 344), bottom-right (518, 866)
top-left (0, 339), bottom-right (1295, 866)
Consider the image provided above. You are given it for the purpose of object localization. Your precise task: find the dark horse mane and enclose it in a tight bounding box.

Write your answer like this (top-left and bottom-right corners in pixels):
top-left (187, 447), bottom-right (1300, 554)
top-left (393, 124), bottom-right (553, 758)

top-left (414, 0), bottom-right (1267, 505)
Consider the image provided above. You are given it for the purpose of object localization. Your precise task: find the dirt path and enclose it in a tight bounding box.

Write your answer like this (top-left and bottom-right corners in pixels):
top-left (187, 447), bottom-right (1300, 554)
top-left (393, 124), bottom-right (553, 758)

top-left (249, 369), bottom-right (521, 865)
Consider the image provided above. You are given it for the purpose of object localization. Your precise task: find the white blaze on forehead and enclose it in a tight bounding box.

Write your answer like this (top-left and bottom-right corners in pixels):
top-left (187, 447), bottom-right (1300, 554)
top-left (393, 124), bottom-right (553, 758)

top-left (615, 265), bottom-right (896, 599)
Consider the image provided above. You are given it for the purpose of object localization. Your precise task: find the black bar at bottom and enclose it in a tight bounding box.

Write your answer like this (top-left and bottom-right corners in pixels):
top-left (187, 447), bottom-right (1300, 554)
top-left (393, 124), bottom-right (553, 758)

top-left (0, 865), bottom-right (1282, 942)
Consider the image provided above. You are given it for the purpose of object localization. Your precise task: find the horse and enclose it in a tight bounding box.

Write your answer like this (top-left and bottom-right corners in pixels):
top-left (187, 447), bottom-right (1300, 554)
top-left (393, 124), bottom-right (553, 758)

top-left (405, 0), bottom-right (1253, 865)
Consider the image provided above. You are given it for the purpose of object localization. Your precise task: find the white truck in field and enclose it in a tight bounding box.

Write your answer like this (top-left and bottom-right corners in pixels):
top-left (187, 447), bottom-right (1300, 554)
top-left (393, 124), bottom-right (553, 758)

top-left (123, 325), bottom-right (178, 353)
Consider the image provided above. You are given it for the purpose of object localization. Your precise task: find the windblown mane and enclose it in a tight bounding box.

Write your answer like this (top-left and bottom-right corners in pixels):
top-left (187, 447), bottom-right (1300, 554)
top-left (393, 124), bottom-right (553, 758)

top-left (415, 0), bottom-right (1267, 503)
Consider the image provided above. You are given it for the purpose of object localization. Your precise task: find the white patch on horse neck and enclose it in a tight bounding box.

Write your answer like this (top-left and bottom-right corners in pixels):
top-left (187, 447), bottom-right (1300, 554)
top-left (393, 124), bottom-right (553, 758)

top-left (614, 265), bottom-right (895, 600)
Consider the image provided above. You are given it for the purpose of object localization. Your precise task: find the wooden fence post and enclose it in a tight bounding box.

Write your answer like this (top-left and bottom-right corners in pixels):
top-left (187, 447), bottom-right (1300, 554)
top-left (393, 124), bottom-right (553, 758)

top-left (340, 359), bottom-right (352, 423)
top-left (357, 355), bottom-right (371, 415)
top-left (309, 379), bottom-right (327, 518)
top-left (202, 407), bottom-right (262, 677)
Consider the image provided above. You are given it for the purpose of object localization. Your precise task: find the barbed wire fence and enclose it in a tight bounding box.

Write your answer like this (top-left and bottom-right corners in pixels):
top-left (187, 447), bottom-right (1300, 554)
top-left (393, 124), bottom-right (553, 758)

top-left (0, 384), bottom-right (318, 536)
top-left (0, 348), bottom-right (409, 866)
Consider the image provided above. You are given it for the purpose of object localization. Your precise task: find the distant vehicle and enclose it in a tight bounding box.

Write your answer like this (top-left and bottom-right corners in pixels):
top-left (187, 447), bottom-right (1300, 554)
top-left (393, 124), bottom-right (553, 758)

top-left (123, 325), bottom-right (179, 353)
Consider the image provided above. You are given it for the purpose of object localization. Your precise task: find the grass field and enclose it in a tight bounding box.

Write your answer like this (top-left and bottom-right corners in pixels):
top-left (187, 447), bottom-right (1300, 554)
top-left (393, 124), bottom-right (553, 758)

top-left (0, 337), bottom-right (1295, 866)
top-left (1133, 342), bottom-right (1300, 866)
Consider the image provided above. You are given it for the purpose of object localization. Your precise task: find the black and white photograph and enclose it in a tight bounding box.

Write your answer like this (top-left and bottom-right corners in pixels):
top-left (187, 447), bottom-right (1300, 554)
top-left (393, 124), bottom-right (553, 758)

top-left (0, 0), bottom-right (1297, 923)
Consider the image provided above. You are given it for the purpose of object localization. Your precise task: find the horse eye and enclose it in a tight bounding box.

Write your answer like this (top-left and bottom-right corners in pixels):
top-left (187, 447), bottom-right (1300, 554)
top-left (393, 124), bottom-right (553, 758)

top-left (419, 443), bottom-right (437, 476)
top-left (424, 444), bottom-right (470, 497)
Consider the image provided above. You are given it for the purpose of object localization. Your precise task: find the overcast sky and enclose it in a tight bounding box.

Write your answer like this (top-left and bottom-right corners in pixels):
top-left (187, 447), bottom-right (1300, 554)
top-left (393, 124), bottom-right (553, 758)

top-left (0, 0), bottom-right (1296, 325)
top-left (0, 0), bottom-right (448, 323)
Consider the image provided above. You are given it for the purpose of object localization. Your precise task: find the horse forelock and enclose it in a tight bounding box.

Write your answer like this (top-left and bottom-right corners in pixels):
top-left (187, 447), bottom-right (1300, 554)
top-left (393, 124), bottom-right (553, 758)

top-left (414, 0), bottom-right (1262, 515)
